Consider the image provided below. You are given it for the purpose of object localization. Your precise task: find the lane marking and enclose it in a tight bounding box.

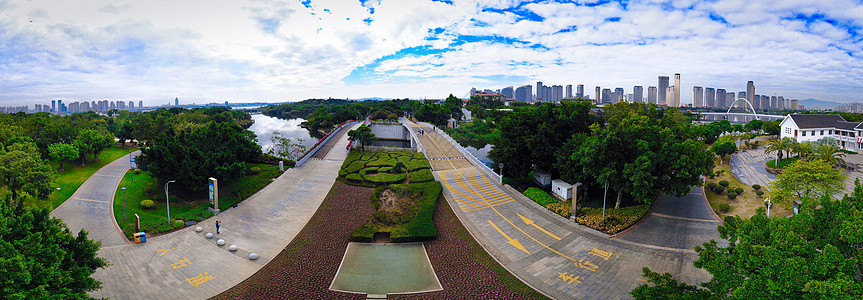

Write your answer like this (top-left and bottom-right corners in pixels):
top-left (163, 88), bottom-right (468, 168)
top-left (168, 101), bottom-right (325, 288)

top-left (518, 213), bottom-right (562, 240)
top-left (488, 220), bottom-right (530, 255)
top-left (73, 197), bottom-right (111, 204)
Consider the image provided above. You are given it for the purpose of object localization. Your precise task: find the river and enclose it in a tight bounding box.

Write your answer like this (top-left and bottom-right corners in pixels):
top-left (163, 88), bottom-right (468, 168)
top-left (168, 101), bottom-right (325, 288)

top-left (247, 114), bottom-right (319, 152)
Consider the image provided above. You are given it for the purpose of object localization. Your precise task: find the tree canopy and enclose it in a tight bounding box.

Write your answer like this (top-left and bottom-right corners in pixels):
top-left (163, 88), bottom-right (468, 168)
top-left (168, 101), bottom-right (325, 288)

top-left (347, 124), bottom-right (378, 152)
top-left (0, 142), bottom-right (54, 201)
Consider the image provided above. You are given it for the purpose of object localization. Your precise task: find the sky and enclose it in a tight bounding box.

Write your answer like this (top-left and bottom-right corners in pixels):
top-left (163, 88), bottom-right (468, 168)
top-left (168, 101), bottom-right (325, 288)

top-left (0, 0), bottom-right (862, 107)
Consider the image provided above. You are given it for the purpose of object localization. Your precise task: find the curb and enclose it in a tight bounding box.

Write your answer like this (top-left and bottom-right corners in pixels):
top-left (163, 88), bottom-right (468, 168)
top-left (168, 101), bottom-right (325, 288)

top-left (609, 193), bottom-right (661, 238)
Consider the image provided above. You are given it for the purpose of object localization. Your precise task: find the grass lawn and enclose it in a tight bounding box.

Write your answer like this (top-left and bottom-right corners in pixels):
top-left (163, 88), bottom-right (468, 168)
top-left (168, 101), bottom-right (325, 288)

top-left (113, 163), bottom-right (282, 239)
top-left (37, 144), bottom-right (139, 211)
top-left (705, 156), bottom-right (792, 219)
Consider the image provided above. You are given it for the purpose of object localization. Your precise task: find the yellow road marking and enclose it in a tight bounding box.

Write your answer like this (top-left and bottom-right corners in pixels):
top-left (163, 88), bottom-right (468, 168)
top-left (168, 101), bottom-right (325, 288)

top-left (463, 200), bottom-right (513, 212)
top-left (518, 213), bottom-right (562, 240)
top-left (488, 220), bottom-right (530, 254)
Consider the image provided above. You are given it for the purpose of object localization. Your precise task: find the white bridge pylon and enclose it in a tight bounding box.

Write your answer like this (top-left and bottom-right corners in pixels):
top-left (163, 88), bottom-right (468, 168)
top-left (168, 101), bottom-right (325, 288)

top-left (725, 98), bottom-right (761, 120)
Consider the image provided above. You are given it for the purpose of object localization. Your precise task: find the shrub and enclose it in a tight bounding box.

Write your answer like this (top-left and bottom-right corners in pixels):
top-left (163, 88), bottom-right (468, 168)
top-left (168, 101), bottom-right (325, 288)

top-left (349, 223), bottom-right (377, 242)
top-left (134, 169), bottom-right (141, 175)
top-left (756, 191), bottom-right (765, 197)
top-left (708, 172), bottom-right (716, 179)
top-left (714, 186), bottom-right (725, 194)
top-left (575, 204), bottom-right (650, 234)
top-left (524, 188), bottom-right (557, 207)
top-left (344, 161), bottom-right (366, 174)
top-left (140, 200), bottom-right (155, 209)
top-left (719, 203), bottom-right (731, 212)
top-left (173, 220), bottom-right (185, 228)
top-left (364, 172), bottom-right (407, 186)
top-left (707, 182), bottom-right (717, 190)
top-left (546, 201), bottom-right (572, 218)
top-left (735, 187), bottom-right (744, 194)
top-left (387, 113), bottom-right (398, 120)
top-left (406, 159), bottom-right (430, 171)
top-left (752, 184), bottom-right (761, 190)
top-left (248, 166), bottom-right (261, 175)
top-left (719, 180), bottom-right (730, 188)
top-left (727, 192), bottom-right (737, 200)
top-left (345, 173), bottom-right (363, 183)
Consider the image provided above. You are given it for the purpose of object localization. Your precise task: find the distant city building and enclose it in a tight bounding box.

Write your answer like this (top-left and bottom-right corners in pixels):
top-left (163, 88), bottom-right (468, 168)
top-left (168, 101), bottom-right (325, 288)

top-left (470, 87), bottom-right (476, 97)
top-left (746, 81), bottom-right (756, 109)
top-left (601, 88), bottom-right (613, 103)
top-left (614, 87), bottom-right (624, 101)
top-left (705, 87), bottom-right (715, 107)
top-left (51, 100), bottom-right (56, 113)
top-left (175, 97), bottom-right (179, 106)
top-left (791, 99), bottom-right (799, 110)
top-left (595, 86), bottom-right (601, 102)
top-left (737, 91), bottom-right (747, 108)
top-left (129, 101), bottom-right (134, 110)
top-left (673, 73), bottom-right (681, 107)
top-left (726, 92), bottom-right (735, 109)
top-left (692, 86), bottom-right (704, 107)
top-left (552, 85), bottom-right (563, 102)
top-left (576, 84), bottom-right (584, 99)
top-left (501, 86), bottom-right (514, 99)
top-left (716, 89), bottom-right (726, 108)
top-left (633, 86), bottom-right (643, 103)
top-left (647, 86), bottom-right (657, 104)
top-left (536, 81), bottom-right (544, 101)
top-left (515, 85), bottom-right (532, 102)
top-left (658, 76), bottom-right (669, 105)
top-left (139, 101), bottom-right (143, 109)
top-left (666, 86), bottom-right (675, 106)
top-left (565, 84), bottom-right (572, 99)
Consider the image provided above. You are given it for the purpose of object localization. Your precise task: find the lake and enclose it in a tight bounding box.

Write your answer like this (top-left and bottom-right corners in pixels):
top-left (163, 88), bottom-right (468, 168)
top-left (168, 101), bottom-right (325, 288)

top-left (247, 114), bottom-right (319, 152)
top-left (464, 144), bottom-right (493, 167)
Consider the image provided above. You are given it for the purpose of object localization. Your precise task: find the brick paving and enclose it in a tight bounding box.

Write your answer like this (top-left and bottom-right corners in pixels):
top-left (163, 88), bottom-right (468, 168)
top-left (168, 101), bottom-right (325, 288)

top-left (730, 147), bottom-right (863, 196)
top-left (407, 120), bottom-right (715, 299)
top-left (58, 123), bottom-right (361, 299)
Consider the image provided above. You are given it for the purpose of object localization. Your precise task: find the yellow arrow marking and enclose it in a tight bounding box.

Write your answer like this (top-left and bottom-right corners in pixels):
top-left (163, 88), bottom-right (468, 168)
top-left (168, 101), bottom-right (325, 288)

top-left (488, 220), bottom-right (530, 255)
top-left (518, 213), bottom-right (562, 240)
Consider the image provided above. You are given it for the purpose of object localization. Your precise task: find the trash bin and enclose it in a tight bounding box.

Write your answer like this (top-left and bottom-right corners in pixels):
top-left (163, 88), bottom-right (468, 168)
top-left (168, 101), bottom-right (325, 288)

top-left (133, 232), bottom-right (141, 243)
top-left (139, 232), bottom-right (146, 243)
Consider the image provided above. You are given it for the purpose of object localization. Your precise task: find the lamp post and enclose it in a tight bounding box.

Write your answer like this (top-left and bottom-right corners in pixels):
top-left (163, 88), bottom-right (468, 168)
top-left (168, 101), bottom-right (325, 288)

top-left (122, 187), bottom-right (126, 223)
top-left (498, 163), bottom-right (504, 184)
top-left (602, 183), bottom-right (608, 224)
top-left (765, 198), bottom-right (772, 218)
top-left (164, 180), bottom-right (176, 225)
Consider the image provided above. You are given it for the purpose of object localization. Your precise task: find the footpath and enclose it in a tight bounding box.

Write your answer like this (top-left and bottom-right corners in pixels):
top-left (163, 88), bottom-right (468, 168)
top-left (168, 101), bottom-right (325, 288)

top-left (50, 124), bottom-right (358, 300)
top-left (408, 121), bottom-right (717, 299)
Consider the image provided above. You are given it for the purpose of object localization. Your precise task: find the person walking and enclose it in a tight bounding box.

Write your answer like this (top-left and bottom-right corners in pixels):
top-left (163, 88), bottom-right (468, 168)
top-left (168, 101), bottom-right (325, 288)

top-left (215, 220), bottom-right (221, 234)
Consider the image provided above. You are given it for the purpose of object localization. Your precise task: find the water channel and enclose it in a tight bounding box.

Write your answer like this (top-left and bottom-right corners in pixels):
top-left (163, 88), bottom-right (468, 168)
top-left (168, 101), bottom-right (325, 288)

top-left (247, 114), bottom-right (319, 152)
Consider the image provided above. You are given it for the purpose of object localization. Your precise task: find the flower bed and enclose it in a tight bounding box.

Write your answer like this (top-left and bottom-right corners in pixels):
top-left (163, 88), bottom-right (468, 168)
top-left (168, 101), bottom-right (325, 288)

top-left (575, 204), bottom-right (651, 234)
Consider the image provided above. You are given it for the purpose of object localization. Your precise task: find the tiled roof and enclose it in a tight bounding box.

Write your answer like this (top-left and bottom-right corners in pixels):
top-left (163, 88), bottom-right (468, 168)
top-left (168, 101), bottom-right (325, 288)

top-left (789, 114), bottom-right (847, 129)
top-left (836, 121), bottom-right (859, 131)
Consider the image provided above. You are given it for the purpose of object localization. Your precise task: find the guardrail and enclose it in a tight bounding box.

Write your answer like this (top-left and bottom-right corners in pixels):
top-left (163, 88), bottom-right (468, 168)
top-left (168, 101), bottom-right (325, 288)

top-left (401, 119), bottom-right (427, 158)
top-left (415, 121), bottom-right (502, 183)
top-left (296, 120), bottom-right (358, 168)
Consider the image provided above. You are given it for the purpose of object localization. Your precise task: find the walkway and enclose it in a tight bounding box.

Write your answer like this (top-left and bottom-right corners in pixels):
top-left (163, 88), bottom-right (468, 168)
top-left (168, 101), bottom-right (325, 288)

top-left (51, 151), bottom-right (140, 248)
top-left (730, 147), bottom-right (863, 196)
top-left (52, 124), bottom-right (359, 299)
top-left (407, 121), bottom-right (715, 299)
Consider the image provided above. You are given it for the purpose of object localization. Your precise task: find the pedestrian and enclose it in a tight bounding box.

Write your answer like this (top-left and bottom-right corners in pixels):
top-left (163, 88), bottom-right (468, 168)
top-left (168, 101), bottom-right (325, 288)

top-left (215, 220), bottom-right (221, 234)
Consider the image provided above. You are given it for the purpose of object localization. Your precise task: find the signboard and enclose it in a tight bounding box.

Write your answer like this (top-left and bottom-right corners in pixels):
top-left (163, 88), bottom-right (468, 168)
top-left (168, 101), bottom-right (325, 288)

top-left (208, 177), bottom-right (219, 211)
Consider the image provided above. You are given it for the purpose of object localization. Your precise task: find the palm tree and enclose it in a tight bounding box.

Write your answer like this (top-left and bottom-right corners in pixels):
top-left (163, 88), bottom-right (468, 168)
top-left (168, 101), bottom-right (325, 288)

top-left (815, 143), bottom-right (846, 168)
top-left (793, 141), bottom-right (815, 159)
top-left (765, 137), bottom-right (793, 163)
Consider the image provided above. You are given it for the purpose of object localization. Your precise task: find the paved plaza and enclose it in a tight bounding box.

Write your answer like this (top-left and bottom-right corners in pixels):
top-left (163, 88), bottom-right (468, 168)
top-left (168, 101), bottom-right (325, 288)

top-left (50, 124), bottom-right (359, 299)
top-left (408, 121), bottom-right (715, 299)
top-left (730, 147), bottom-right (863, 196)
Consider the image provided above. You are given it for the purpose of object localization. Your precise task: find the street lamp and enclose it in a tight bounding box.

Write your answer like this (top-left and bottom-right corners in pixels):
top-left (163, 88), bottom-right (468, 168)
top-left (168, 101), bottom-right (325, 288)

top-left (164, 180), bottom-right (176, 225)
top-left (498, 163), bottom-right (504, 184)
top-left (122, 187), bottom-right (126, 223)
top-left (765, 198), bottom-right (772, 218)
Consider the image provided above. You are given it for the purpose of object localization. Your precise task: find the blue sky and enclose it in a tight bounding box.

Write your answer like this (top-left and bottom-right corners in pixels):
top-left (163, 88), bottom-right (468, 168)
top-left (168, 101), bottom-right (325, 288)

top-left (0, 0), bottom-right (861, 106)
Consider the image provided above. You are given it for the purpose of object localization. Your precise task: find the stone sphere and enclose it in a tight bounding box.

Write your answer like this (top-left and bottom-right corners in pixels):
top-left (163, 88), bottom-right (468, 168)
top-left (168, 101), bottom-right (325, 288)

top-left (249, 253), bottom-right (258, 260)
top-left (229, 245), bottom-right (238, 251)
top-left (217, 239), bottom-right (225, 246)
top-left (195, 226), bottom-right (202, 232)
top-left (205, 233), bottom-right (213, 239)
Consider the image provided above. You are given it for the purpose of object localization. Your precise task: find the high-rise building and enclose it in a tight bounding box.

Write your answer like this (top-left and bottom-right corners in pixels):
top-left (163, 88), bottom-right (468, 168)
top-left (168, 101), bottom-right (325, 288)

top-left (673, 73), bottom-right (681, 107)
top-left (705, 87), bottom-right (715, 107)
top-left (469, 87), bottom-right (476, 97)
top-left (565, 85), bottom-right (573, 99)
top-left (175, 97), bottom-right (179, 106)
top-left (139, 101), bottom-right (143, 109)
top-left (57, 100), bottom-right (63, 113)
top-left (129, 101), bottom-right (134, 110)
top-left (501, 86), bottom-right (514, 99)
top-left (716, 89), bottom-right (726, 108)
top-left (666, 86), bottom-right (675, 106)
top-left (576, 84), bottom-right (584, 99)
top-left (552, 85), bottom-right (563, 102)
top-left (693, 86), bottom-right (704, 107)
top-left (536, 81), bottom-right (544, 101)
top-left (601, 89), bottom-right (612, 103)
top-left (614, 88), bottom-right (624, 101)
top-left (770, 96), bottom-right (777, 109)
top-left (595, 86), bottom-right (601, 102)
top-left (658, 76), bottom-right (669, 105)
top-left (515, 85), bottom-right (531, 102)
top-left (51, 100), bottom-right (56, 113)
top-left (647, 86), bottom-right (657, 104)
top-left (633, 86), bottom-right (643, 103)
top-left (746, 81), bottom-right (755, 109)
top-left (791, 99), bottom-right (799, 110)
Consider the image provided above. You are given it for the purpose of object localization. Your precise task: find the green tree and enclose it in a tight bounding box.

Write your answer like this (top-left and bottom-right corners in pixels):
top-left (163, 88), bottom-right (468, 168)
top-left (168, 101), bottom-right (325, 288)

top-left (0, 199), bottom-right (109, 298)
top-left (764, 137), bottom-right (794, 163)
top-left (117, 122), bottom-right (134, 147)
top-left (771, 158), bottom-right (845, 202)
top-left (743, 119), bottom-right (763, 132)
top-left (267, 132), bottom-right (307, 161)
top-left (762, 119), bottom-right (781, 136)
top-left (794, 141), bottom-right (815, 159)
top-left (815, 143), bottom-right (847, 167)
top-left (711, 141), bottom-right (737, 164)
top-left (0, 143), bottom-right (55, 201)
top-left (48, 143), bottom-right (79, 172)
top-left (347, 124), bottom-right (378, 152)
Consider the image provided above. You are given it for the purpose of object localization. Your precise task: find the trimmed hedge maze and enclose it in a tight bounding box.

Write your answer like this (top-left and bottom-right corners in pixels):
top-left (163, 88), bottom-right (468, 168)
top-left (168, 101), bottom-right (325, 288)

top-left (339, 151), bottom-right (432, 186)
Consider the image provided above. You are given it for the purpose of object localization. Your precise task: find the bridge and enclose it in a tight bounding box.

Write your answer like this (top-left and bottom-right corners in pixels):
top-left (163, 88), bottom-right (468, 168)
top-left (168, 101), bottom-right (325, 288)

top-left (694, 97), bottom-right (785, 124)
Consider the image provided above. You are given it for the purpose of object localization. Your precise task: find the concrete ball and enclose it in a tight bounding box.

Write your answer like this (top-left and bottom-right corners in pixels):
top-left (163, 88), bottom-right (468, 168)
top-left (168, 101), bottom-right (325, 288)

top-left (217, 239), bottom-right (226, 246)
top-left (249, 253), bottom-right (258, 260)
top-left (195, 226), bottom-right (203, 232)
top-left (205, 233), bottom-right (213, 239)
top-left (229, 245), bottom-right (238, 251)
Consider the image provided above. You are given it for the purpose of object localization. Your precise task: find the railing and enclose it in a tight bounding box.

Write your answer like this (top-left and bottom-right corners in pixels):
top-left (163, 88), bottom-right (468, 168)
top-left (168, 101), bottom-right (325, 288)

top-left (415, 121), bottom-right (502, 183)
top-left (401, 118), bottom-right (427, 158)
top-left (296, 120), bottom-right (358, 167)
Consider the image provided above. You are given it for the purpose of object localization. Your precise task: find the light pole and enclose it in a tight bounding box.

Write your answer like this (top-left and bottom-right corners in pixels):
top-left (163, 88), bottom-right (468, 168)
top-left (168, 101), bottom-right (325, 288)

top-left (498, 163), bottom-right (504, 184)
top-left (765, 198), bottom-right (772, 217)
top-left (164, 180), bottom-right (176, 225)
top-left (602, 183), bottom-right (608, 224)
top-left (122, 187), bottom-right (126, 223)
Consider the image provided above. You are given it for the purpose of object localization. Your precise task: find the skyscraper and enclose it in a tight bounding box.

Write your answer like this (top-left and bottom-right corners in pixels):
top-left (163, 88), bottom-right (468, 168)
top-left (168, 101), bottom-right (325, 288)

top-left (175, 97), bottom-right (179, 106)
top-left (536, 81), bottom-right (544, 101)
top-left (716, 89), bottom-right (726, 108)
top-left (737, 91), bottom-right (746, 108)
top-left (692, 86), bottom-right (704, 107)
top-left (565, 85), bottom-right (572, 99)
top-left (51, 100), bottom-right (56, 113)
top-left (746, 81), bottom-right (755, 108)
top-left (614, 87), bottom-right (624, 102)
top-left (601, 89), bottom-right (612, 103)
top-left (576, 84), bottom-right (584, 99)
top-left (647, 86), bottom-right (657, 104)
top-left (705, 87), bottom-right (715, 107)
top-left (673, 73), bottom-right (681, 107)
top-left (501, 86), bottom-right (514, 99)
top-left (791, 99), bottom-right (799, 110)
top-left (633, 86), bottom-right (643, 103)
top-left (595, 86), bottom-right (601, 102)
top-left (658, 76), bottom-right (669, 105)
top-left (139, 101), bottom-right (143, 109)
top-left (129, 101), bottom-right (134, 110)
top-left (666, 86), bottom-right (675, 106)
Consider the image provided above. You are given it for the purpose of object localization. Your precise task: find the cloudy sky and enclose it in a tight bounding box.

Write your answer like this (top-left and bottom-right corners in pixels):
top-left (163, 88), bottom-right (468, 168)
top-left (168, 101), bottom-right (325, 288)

top-left (1, 0), bottom-right (861, 107)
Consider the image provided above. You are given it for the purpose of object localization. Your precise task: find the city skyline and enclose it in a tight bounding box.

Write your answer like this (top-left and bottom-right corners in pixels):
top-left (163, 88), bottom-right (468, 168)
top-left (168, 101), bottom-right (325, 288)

top-left (0, 0), bottom-right (861, 106)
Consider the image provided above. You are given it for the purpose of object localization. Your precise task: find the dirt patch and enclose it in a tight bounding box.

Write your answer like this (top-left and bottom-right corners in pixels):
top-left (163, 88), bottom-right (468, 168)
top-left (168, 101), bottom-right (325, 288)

top-left (375, 189), bottom-right (420, 226)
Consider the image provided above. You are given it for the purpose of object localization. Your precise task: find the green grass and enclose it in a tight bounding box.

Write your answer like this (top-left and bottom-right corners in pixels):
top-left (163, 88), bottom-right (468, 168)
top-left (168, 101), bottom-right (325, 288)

top-left (524, 187), bottom-right (557, 207)
top-left (409, 168), bottom-right (434, 183)
top-left (350, 181), bottom-right (442, 243)
top-left (113, 163), bottom-right (282, 238)
top-left (339, 150), bottom-right (430, 186)
top-left (766, 156), bottom-right (800, 169)
top-left (40, 145), bottom-right (139, 210)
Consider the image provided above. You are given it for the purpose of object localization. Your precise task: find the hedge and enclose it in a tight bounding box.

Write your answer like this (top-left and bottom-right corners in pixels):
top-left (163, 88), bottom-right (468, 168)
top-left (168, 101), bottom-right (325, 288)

top-left (524, 188), bottom-right (557, 207)
top-left (719, 203), bottom-right (731, 212)
top-left (406, 159), bottom-right (431, 171)
top-left (409, 169), bottom-right (435, 183)
top-left (363, 173), bottom-right (407, 186)
top-left (345, 161), bottom-right (367, 174)
top-left (575, 204), bottom-right (651, 234)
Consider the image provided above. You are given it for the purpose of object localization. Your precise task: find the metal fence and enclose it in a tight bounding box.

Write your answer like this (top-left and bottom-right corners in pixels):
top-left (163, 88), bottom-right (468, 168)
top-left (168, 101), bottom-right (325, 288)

top-left (415, 121), bottom-right (502, 183)
top-left (401, 119), bottom-right (427, 158)
top-left (296, 121), bottom-right (358, 168)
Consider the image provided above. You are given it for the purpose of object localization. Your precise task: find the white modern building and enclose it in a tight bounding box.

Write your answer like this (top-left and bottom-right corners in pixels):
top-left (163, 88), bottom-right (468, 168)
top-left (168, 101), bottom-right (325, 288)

top-left (779, 114), bottom-right (859, 151)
